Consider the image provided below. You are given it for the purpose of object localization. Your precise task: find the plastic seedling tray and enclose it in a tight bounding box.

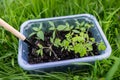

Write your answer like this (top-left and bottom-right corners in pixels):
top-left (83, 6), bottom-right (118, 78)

top-left (18, 14), bottom-right (112, 72)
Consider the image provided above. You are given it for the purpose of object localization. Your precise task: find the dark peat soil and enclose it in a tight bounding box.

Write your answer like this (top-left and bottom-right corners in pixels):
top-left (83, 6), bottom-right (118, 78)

top-left (28, 31), bottom-right (99, 64)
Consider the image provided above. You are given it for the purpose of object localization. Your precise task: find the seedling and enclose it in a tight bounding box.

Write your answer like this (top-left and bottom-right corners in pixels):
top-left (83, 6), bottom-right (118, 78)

top-left (29, 23), bottom-right (44, 41)
top-left (37, 44), bottom-right (43, 56)
top-left (49, 21), bottom-right (66, 40)
top-left (29, 20), bottom-right (106, 58)
top-left (98, 42), bottom-right (106, 51)
top-left (49, 21), bottom-right (73, 31)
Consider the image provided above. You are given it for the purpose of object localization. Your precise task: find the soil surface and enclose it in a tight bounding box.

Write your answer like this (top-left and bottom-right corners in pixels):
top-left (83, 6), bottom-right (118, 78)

top-left (28, 31), bottom-right (99, 64)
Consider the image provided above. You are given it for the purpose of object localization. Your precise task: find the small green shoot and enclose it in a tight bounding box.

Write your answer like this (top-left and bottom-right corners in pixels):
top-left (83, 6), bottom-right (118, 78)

top-left (57, 25), bottom-right (66, 31)
top-left (49, 21), bottom-right (56, 30)
top-left (98, 42), bottom-right (106, 51)
top-left (74, 44), bottom-right (87, 56)
top-left (54, 38), bottom-right (61, 47)
top-left (64, 22), bottom-right (74, 31)
top-left (30, 23), bottom-right (44, 41)
top-left (37, 44), bottom-right (43, 56)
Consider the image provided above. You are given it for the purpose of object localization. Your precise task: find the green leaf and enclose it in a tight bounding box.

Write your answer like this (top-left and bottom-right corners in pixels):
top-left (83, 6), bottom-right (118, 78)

top-left (66, 22), bottom-right (73, 29)
top-left (39, 23), bottom-right (42, 29)
top-left (37, 31), bottom-right (44, 41)
top-left (65, 22), bottom-right (69, 27)
top-left (54, 38), bottom-right (61, 47)
top-left (64, 26), bottom-right (70, 31)
top-left (65, 33), bottom-right (72, 42)
top-left (57, 25), bottom-right (66, 31)
top-left (72, 36), bottom-right (84, 43)
top-left (61, 40), bottom-right (69, 48)
top-left (85, 43), bottom-right (93, 51)
top-left (49, 21), bottom-right (55, 27)
top-left (75, 20), bottom-right (80, 29)
top-left (78, 37), bottom-right (85, 42)
top-left (64, 23), bottom-right (73, 31)
top-left (80, 47), bottom-right (87, 56)
top-left (37, 49), bottom-right (43, 56)
top-left (52, 31), bottom-right (56, 40)
top-left (74, 44), bottom-right (87, 56)
top-left (75, 20), bottom-right (80, 26)
top-left (80, 32), bottom-right (84, 37)
top-left (68, 45), bottom-right (73, 51)
top-left (74, 44), bottom-right (82, 53)
top-left (55, 38), bottom-right (61, 43)
top-left (40, 49), bottom-right (43, 56)
top-left (90, 38), bottom-right (95, 42)
top-left (65, 33), bottom-right (71, 38)
top-left (73, 76), bottom-right (79, 80)
top-left (11, 58), bottom-right (14, 67)
top-left (85, 23), bottom-right (91, 28)
top-left (36, 50), bottom-right (41, 55)
top-left (72, 36), bottom-right (78, 42)
top-left (80, 21), bottom-right (85, 26)
top-left (49, 26), bottom-right (55, 30)
top-left (38, 44), bottom-right (43, 48)
top-left (50, 38), bottom-right (54, 43)
top-left (80, 27), bottom-right (86, 32)
top-left (98, 42), bottom-right (106, 51)
top-left (70, 26), bottom-right (74, 30)
top-left (84, 33), bottom-right (89, 39)
top-left (106, 57), bottom-right (120, 80)
top-left (72, 30), bottom-right (80, 33)
top-left (32, 27), bottom-right (39, 31)
top-left (29, 32), bottom-right (36, 37)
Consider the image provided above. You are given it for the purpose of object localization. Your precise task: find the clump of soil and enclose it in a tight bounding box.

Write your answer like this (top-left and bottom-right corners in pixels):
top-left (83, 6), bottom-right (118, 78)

top-left (28, 31), bottom-right (99, 64)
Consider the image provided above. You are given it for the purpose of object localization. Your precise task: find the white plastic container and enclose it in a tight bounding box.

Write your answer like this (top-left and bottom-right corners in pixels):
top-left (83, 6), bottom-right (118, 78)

top-left (18, 14), bottom-right (112, 71)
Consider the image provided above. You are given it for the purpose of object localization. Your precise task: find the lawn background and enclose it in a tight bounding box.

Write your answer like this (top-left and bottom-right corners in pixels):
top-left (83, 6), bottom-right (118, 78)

top-left (0, 0), bottom-right (120, 80)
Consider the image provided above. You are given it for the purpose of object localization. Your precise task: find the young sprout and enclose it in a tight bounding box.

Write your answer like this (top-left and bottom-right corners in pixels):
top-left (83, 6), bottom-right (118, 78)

top-left (54, 38), bottom-right (61, 47)
top-left (75, 20), bottom-right (80, 29)
top-left (49, 21), bottom-right (66, 31)
top-left (36, 44), bottom-right (43, 56)
top-left (73, 43), bottom-right (87, 57)
top-left (98, 42), bottom-right (106, 51)
top-left (29, 23), bottom-right (44, 41)
top-left (64, 22), bottom-right (74, 31)
top-left (80, 21), bottom-right (85, 27)
top-left (49, 21), bottom-right (57, 40)
top-left (61, 40), bottom-right (70, 50)
top-left (72, 30), bottom-right (80, 33)
top-left (75, 21), bottom-right (85, 29)
top-left (57, 25), bottom-right (66, 31)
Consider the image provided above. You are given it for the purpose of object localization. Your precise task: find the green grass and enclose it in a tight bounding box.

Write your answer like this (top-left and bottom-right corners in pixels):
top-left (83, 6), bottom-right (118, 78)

top-left (0, 0), bottom-right (120, 80)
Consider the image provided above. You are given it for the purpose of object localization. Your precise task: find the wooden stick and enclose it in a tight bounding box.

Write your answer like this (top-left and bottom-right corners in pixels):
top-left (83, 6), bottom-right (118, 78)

top-left (0, 18), bottom-right (26, 41)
